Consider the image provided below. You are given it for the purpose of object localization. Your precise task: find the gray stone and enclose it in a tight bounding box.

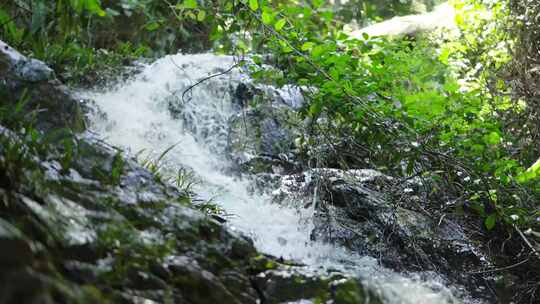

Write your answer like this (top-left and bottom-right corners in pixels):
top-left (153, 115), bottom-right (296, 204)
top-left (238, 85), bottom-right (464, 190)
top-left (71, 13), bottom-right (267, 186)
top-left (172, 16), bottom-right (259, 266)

top-left (227, 106), bottom-right (297, 168)
top-left (272, 168), bottom-right (490, 292)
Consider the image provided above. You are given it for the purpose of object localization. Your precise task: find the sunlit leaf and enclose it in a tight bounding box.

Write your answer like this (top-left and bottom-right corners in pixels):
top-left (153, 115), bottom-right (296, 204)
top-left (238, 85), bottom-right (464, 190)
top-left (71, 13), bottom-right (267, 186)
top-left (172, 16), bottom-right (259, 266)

top-left (484, 132), bottom-right (501, 145)
top-left (274, 19), bottom-right (286, 31)
top-left (183, 0), bottom-right (198, 9)
top-left (301, 42), bottom-right (315, 51)
top-left (261, 12), bottom-right (273, 24)
top-left (145, 22), bottom-right (160, 31)
top-left (84, 0), bottom-right (106, 16)
top-left (197, 10), bottom-right (206, 21)
top-left (249, 0), bottom-right (259, 11)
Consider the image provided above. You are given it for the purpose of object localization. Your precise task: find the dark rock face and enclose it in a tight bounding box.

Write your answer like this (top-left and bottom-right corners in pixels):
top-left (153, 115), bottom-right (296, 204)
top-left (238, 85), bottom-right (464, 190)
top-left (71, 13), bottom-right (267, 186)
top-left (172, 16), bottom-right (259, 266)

top-left (0, 40), bottom-right (85, 132)
top-left (227, 106), bottom-right (295, 164)
top-left (0, 126), bottom-right (253, 303)
top-left (272, 168), bottom-right (492, 300)
top-left (221, 81), bottom-right (493, 298)
top-left (226, 82), bottom-right (304, 175)
top-left (0, 41), bottom-right (378, 304)
top-left (0, 128), bottom-right (379, 303)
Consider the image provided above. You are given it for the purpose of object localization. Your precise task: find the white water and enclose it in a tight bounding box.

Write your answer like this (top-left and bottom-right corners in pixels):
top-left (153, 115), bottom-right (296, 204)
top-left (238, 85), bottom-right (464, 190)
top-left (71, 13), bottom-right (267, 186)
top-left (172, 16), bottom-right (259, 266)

top-left (84, 53), bottom-right (466, 304)
top-left (347, 2), bottom-right (457, 38)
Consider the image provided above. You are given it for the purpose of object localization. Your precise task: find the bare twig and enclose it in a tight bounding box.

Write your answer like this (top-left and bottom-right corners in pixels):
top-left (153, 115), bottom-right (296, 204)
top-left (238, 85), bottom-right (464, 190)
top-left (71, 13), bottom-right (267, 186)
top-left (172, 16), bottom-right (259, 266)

top-left (181, 63), bottom-right (240, 104)
top-left (467, 257), bottom-right (530, 275)
top-left (515, 224), bottom-right (540, 258)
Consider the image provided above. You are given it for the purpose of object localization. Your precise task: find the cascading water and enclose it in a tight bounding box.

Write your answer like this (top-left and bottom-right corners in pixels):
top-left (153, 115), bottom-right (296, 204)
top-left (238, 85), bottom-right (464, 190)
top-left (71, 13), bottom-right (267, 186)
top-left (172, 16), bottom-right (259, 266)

top-left (84, 53), bottom-right (468, 304)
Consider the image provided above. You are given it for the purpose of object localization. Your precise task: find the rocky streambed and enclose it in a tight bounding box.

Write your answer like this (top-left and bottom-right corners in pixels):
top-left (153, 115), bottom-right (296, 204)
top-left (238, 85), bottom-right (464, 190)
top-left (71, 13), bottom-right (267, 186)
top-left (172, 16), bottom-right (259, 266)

top-left (0, 40), bottom-right (500, 303)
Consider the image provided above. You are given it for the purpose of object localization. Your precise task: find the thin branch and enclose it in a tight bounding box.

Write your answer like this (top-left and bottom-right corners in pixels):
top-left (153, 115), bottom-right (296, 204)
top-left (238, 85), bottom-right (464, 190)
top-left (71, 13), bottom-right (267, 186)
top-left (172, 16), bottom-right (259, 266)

top-left (515, 224), bottom-right (540, 258)
top-left (467, 257), bottom-right (530, 275)
top-left (181, 63), bottom-right (240, 104)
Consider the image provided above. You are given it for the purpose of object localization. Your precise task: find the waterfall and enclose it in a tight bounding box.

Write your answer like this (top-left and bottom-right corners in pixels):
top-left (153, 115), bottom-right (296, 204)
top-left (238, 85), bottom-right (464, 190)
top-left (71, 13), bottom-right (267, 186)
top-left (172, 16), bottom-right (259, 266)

top-left (83, 53), bottom-right (467, 304)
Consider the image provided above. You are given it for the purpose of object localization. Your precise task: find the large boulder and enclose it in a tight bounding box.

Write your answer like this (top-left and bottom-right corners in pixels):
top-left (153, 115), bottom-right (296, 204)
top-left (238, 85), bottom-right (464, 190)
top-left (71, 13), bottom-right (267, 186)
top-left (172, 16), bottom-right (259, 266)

top-left (226, 83), bottom-right (304, 175)
top-left (272, 168), bottom-right (492, 299)
top-left (253, 265), bottom-right (382, 304)
top-left (0, 40), bottom-right (85, 132)
top-left (227, 107), bottom-right (294, 163)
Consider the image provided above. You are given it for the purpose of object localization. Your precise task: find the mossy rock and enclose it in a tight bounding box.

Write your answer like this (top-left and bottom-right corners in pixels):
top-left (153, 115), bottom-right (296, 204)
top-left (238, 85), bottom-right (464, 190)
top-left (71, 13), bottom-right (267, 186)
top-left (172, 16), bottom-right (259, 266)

top-left (0, 40), bottom-right (85, 133)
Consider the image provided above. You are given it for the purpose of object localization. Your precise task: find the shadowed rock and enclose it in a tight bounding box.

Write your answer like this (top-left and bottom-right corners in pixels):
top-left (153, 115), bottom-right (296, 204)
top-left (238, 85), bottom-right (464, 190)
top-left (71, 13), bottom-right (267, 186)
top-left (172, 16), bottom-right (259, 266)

top-left (0, 40), bottom-right (85, 132)
top-left (0, 41), bottom-right (380, 304)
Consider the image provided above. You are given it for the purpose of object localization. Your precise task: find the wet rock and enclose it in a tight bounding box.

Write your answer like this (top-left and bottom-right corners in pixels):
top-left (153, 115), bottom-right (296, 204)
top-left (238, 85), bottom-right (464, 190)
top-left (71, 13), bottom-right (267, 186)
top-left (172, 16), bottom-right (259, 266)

top-left (0, 268), bottom-right (106, 304)
top-left (232, 82), bottom-right (260, 109)
top-left (253, 266), bottom-right (381, 304)
top-left (224, 82), bottom-right (305, 175)
top-left (0, 41), bottom-right (54, 82)
top-left (62, 260), bottom-right (103, 284)
top-left (227, 105), bottom-right (297, 170)
top-left (165, 255), bottom-right (246, 304)
top-left (240, 155), bottom-right (299, 175)
top-left (127, 270), bottom-right (168, 290)
top-left (273, 168), bottom-right (490, 294)
top-left (0, 269), bottom-right (56, 304)
top-left (1, 123), bottom-right (381, 303)
top-left (232, 82), bottom-right (305, 110)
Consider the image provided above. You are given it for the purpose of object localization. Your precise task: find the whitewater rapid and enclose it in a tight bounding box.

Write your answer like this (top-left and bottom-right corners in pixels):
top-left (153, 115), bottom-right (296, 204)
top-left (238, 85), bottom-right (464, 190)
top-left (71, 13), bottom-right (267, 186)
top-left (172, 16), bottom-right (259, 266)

top-left (84, 53), bottom-right (465, 304)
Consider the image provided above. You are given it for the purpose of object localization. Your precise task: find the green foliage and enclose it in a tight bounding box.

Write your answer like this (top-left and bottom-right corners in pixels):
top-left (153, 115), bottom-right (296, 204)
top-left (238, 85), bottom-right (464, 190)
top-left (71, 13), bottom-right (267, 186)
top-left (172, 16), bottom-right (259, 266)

top-left (1, 0), bottom-right (109, 81)
top-left (110, 151), bottom-right (125, 185)
top-left (0, 90), bottom-right (33, 131)
top-left (91, 150), bottom-right (125, 186)
top-left (136, 146), bottom-right (223, 216)
top-left (517, 158), bottom-right (540, 183)
top-left (97, 220), bottom-right (176, 283)
top-left (137, 143), bottom-right (179, 181)
top-left (0, 0), bottom-right (213, 84)
top-left (1, 0), bottom-right (536, 254)
top-left (180, 0), bottom-right (538, 232)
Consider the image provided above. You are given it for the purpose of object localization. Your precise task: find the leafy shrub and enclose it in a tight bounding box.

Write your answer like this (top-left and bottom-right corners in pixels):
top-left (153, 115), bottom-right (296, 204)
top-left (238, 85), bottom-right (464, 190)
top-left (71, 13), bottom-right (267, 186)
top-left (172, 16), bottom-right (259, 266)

top-left (0, 0), bottom-right (212, 84)
top-left (172, 0), bottom-right (539, 233)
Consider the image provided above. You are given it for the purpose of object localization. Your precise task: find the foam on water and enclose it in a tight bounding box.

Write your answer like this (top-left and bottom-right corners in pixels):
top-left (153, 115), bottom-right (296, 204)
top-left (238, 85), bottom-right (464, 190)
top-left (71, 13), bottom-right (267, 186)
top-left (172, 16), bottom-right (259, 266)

top-left (84, 53), bottom-right (464, 304)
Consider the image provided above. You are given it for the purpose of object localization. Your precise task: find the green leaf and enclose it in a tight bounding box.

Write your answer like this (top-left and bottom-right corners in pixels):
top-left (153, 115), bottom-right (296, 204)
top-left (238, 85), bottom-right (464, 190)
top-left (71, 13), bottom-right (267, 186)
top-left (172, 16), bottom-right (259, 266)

top-left (84, 0), bottom-right (106, 16)
top-left (516, 158), bottom-right (540, 183)
top-left (145, 22), bottom-right (160, 31)
top-left (526, 157), bottom-right (540, 174)
top-left (274, 19), bottom-right (286, 31)
top-left (197, 10), bottom-right (206, 21)
top-left (484, 213), bottom-right (497, 230)
top-left (237, 40), bottom-right (248, 51)
top-left (484, 131), bottom-right (501, 145)
top-left (252, 55), bottom-right (262, 65)
top-left (312, 0), bottom-right (324, 9)
top-left (301, 42), bottom-right (315, 51)
top-left (183, 0), bottom-right (198, 9)
top-left (249, 0), bottom-right (259, 11)
top-left (261, 12), bottom-right (273, 24)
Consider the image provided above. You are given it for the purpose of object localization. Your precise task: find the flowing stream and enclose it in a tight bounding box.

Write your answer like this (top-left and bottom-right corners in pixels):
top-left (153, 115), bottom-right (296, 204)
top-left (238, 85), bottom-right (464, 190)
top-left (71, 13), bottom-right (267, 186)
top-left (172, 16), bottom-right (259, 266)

top-left (84, 53), bottom-right (470, 304)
